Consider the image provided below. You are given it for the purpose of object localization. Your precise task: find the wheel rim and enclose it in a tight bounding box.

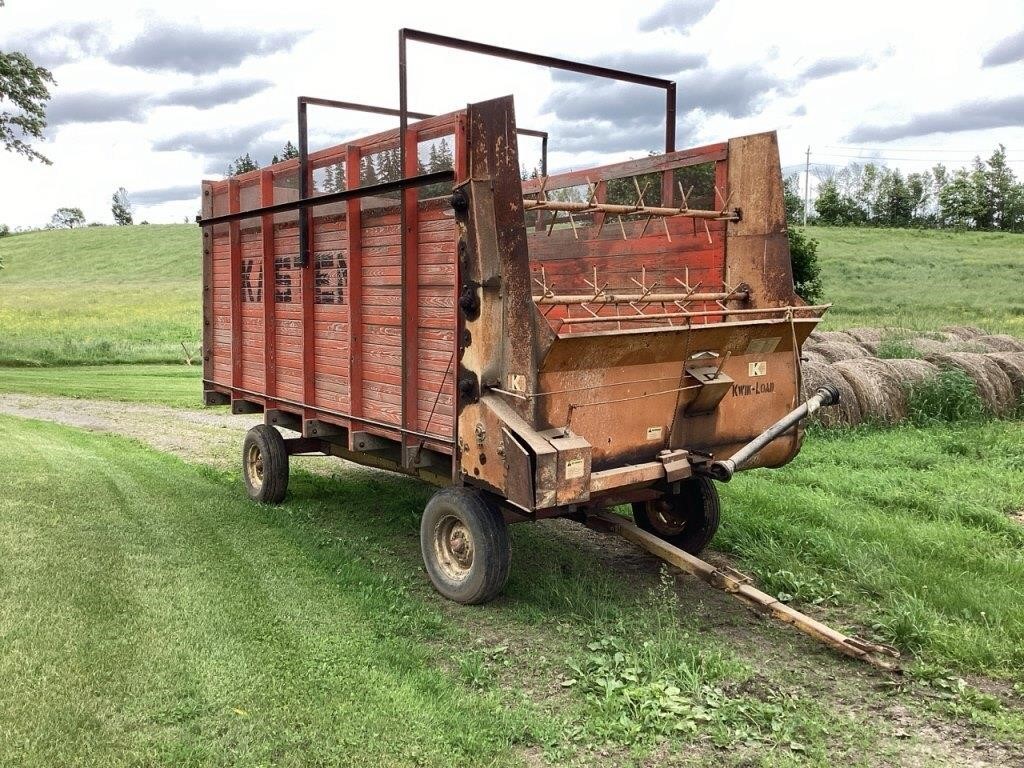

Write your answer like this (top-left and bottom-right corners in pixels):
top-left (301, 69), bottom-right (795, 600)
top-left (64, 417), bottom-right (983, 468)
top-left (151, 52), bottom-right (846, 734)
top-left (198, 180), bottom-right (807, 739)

top-left (245, 443), bottom-right (264, 489)
top-left (645, 499), bottom-right (688, 536)
top-left (432, 513), bottom-right (474, 582)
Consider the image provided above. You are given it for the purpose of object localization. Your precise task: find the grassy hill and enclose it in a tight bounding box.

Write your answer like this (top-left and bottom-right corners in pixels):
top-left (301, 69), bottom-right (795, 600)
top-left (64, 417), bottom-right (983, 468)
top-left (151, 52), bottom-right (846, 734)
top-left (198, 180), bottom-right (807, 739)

top-left (0, 225), bottom-right (199, 366)
top-left (810, 226), bottom-right (1024, 335)
top-left (0, 222), bottom-right (1020, 366)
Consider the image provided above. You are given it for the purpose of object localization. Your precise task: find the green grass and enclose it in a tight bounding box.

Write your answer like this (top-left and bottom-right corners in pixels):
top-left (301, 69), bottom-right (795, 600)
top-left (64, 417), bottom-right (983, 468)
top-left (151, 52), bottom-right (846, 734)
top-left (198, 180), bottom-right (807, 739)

top-left (0, 364), bottom-right (202, 407)
top-left (1, 416), bottom-right (1023, 766)
top-left (720, 421), bottom-right (1024, 675)
top-left (808, 226), bottom-right (1024, 336)
top-left (0, 225), bottom-right (199, 366)
top-left (0, 415), bottom-right (873, 766)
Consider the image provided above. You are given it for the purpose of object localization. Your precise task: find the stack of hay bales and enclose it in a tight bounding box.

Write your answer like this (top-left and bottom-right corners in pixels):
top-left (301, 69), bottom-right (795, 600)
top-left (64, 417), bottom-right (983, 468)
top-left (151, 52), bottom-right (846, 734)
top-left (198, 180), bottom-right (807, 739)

top-left (971, 335), bottom-right (1024, 353)
top-left (803, 330), bottom-right (872, 362)
top-left (800, 360), bottom-right (862, 427)
top-left (942, 325), bottom-right (986, 341)
top-left (986, 353), bottom-right (1024, 404)
top-left (797, 325), bottom-right (1024, 427)
top-left (832, 358), bottom-right (907, 422)
top-left (843, 327), bottom-right (883, 354)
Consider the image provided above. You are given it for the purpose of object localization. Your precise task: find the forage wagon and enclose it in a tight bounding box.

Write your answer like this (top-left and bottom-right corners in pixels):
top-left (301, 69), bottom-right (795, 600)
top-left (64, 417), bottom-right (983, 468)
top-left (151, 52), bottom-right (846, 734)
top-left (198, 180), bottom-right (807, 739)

top-left (198, 30), bottom-right (836, 604)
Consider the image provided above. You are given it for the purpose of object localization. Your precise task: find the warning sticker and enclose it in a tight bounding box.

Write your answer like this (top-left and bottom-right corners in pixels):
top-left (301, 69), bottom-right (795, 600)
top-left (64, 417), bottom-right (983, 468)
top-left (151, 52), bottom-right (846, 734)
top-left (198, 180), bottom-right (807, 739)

top-left (744, 337), bottom-right (781, 355)
top-left (748, 361), bottom-right (767, 377)
top-left (565, 457), bottom-right (585, 479)
top-left (646, 426), bottom-right (664, 440)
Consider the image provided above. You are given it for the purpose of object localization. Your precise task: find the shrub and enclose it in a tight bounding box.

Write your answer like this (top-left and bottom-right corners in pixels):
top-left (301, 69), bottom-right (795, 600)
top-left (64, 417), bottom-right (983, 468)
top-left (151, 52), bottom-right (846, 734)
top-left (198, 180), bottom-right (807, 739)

top-left (0, 223), bottom-right (9, 237)
top-left (907, 368), bottom-right (984, 424)
top-left (876, 334), bottom-right (918, 359)
top-left (788, 227), bottom-right (823, 303)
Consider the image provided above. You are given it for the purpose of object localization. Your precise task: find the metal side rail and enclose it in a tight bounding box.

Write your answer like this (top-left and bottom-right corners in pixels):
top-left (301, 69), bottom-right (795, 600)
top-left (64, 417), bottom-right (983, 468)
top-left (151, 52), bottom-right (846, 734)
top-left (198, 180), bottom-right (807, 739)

top-left (587, 510), bottom-right (902, 672)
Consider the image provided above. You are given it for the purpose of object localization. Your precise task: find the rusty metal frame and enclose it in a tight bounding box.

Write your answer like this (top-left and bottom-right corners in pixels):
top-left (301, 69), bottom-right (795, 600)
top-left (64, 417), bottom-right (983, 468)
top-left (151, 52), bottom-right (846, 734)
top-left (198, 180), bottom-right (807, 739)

top-left (397, 28), bottom-right (679, 472)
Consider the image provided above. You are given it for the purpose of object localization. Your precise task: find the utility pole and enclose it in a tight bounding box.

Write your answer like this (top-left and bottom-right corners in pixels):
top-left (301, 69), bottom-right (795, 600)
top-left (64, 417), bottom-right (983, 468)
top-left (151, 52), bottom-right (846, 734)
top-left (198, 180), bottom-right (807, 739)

top-left (803, 146), bottom-right (810, 226)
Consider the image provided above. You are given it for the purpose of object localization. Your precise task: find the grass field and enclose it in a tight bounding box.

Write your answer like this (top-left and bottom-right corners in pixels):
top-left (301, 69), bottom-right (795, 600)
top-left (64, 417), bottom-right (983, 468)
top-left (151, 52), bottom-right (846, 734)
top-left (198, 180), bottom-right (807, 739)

top-left (808, 226), bottom-right (1024, 336)
top-left (3, 414), bottom-right (1023, 766)
top-left (0, 225), bottom-right (199, 366)
top-left (0, 224), bottom-right (1021, 367)
top-left (0, 415), bottom-right (850, 766)
top-left (0, 364), bottom-right (202, 407)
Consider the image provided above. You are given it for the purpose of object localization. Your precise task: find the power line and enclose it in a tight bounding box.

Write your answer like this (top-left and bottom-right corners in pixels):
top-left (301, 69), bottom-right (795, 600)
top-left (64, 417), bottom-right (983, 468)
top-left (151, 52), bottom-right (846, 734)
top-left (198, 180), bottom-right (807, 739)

top-left (824, 144), bottom-right (1018, 154)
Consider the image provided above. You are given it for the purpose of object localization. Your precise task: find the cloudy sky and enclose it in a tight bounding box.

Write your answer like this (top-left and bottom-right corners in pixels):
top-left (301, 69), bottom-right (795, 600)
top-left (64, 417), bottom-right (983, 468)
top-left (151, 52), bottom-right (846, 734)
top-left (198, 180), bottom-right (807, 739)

top-left (2, 0), bottom-right (1024, 227)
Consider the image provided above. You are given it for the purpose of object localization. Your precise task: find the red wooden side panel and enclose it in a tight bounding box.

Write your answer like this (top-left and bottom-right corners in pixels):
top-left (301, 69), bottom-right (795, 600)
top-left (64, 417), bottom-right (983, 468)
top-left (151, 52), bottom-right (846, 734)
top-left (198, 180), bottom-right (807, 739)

top-left (415, 204), bottom-right (457, 436)
top-left (239, 227), bottom-right (265, 392)
top-left (209, 188), bottom-right (232, 384)
top-left (271, 219), bottom-right (304, 402)
top-left (312, 215), bottom-right (350, 411)
top-left (360, 207), bottom-right (403, 428)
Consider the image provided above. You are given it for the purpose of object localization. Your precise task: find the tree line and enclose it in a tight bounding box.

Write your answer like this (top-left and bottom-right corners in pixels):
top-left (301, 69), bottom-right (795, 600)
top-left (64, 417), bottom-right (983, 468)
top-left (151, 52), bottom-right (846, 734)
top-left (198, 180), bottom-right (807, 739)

top-left (804, 145), bottom-right (1024, 231)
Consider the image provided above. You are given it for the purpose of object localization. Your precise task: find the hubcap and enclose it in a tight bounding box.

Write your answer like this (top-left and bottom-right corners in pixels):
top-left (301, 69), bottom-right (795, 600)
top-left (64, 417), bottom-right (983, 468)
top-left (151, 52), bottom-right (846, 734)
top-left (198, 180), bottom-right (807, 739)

top-left (432, 514), bottom-right (474, 581)
top-left (246, 443), bottom-right (264, 488)
top-left (646, 499), bottom-right (688, 536)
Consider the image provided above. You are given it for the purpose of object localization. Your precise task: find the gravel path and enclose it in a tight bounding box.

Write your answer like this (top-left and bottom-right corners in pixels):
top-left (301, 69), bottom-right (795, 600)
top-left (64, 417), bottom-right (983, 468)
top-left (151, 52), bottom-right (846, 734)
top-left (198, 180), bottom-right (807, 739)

top-left (0, 394), bottom-right (343, 475)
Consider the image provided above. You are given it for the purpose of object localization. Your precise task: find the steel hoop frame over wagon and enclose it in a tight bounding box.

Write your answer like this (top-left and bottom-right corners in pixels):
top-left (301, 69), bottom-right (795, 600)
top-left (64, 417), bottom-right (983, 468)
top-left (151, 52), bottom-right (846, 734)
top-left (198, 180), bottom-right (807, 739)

top-left (198, 30), bottom-right (834, 604)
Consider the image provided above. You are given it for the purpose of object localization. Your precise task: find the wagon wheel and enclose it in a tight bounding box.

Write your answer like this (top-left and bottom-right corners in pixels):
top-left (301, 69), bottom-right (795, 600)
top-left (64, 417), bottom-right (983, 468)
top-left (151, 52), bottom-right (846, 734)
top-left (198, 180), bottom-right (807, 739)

top-left (420, 488), bottom-right (511, 605)
top-left (632, 476), bottom-right (720, 555)
top-left (242, 425), bottom-right (289, 504)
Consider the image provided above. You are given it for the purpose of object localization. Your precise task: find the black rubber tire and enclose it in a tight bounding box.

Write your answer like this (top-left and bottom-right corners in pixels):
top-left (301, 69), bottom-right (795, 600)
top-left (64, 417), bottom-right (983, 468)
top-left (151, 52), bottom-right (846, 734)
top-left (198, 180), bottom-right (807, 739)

top-left (420, 488), bottom-right (511, 605)
top-left (632, 476), bottom-right (720, 554)
top-left (242, 425), bottom-right (289, 504)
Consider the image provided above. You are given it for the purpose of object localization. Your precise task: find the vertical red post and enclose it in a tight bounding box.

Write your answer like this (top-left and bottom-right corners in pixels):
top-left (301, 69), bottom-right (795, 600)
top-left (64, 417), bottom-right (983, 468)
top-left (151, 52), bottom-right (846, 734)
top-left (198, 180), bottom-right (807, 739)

top-left (301, 167), bottom-right (316, 407)
top-left (401, 128), bottom-right (420, 462)
top-left (227, 178), bottom-right (242, 390)
top-left (453, 115), bottom-right (467, 182)
top-left (200, 182), bottom-right (214, 392)
top-left (345, 145), bottom-right (363, 429)
top-left (260, 170), bottom-right (276, 400)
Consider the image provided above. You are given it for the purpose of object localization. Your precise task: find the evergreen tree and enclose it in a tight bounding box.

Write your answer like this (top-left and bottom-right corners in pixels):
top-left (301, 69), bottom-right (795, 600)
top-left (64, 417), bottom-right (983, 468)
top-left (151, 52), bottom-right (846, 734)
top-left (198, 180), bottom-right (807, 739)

top-left (227, 153), bottom-right (259, 176)
top-left (281, 141), bottom-right (299, 160)
top-left (360, 156), bottom-right (378, 186)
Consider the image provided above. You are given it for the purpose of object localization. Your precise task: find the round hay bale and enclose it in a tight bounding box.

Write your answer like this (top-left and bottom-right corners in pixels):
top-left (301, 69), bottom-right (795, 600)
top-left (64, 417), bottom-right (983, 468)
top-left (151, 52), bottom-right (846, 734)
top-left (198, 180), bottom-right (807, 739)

top-left (886, 358), bottom-right (940, 387)
top-left (801, 360), bottom-right (862, 427)
top-left (985, 352), bottom-right (1024, 406)
top-left (844, 327), bottom-right (884, 346)
top-left (814, 340), bottom-right (872, 363)
top-left (970, 334), bottom-right (1024, 353)
top-left (925, 352), bottom-right (1016, 416)
top-left (942, 325), bottom-right (986, 340)
top-left (833, 358), bottom-right (907, 423)
top-left (907, 337), bottom-right (955, 357)
top-left (800, 348), bottom-right (828, 366)
top-left (817, 330), bottom-right (860, 344)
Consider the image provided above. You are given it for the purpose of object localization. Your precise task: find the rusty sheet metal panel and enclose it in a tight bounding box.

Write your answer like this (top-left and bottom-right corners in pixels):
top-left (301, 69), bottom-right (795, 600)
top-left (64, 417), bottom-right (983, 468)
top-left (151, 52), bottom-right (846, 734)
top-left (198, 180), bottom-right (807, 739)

top-left (536, 318), bottom-right (816, 470)
top-left (725, 132), bottom-right (794, 308)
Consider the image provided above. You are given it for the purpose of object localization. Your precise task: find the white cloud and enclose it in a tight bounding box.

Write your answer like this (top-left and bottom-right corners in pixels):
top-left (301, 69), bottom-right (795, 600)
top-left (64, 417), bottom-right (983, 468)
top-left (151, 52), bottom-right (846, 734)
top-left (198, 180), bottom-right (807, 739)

top-left (1, 0), bottom-right (1024, 228)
